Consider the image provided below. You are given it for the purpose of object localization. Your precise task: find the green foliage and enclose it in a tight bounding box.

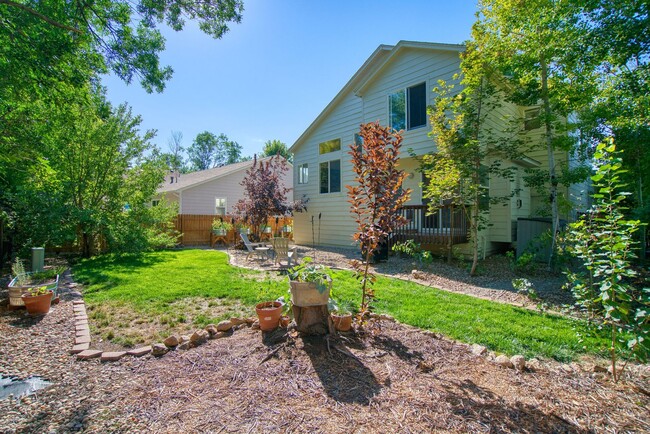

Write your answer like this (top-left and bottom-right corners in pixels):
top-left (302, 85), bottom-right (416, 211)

top-left (287, 257), bottom-right (332, 290)
top-left (564, 141), bottom-right (649, 380)
top-left (261, 140), bottom-right (292, 163)
top-left (347, 122), bottom-right (411, 318)
top-left (211, 219), bottom-right (233, 232)
top-left (391, 240), bottom-right (433, 265)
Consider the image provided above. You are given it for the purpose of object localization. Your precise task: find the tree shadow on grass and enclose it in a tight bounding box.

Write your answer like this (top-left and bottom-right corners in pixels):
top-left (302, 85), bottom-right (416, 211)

top-left (442, 379), bottom-right (588, 433)
top-left (303, 335), bottom-right (382, 405)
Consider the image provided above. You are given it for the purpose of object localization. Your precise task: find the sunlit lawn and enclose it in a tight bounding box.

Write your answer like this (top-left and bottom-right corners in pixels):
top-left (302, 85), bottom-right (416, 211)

top-left (73, 249), bottom-right (609, 360)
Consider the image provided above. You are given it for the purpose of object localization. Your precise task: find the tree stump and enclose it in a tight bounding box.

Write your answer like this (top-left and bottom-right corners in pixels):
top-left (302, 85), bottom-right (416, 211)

top-left (292, 304), bottom-right (335, 335)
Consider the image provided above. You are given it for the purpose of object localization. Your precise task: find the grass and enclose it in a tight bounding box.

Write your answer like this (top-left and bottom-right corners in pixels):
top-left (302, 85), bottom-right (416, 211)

top-left (73, 249), bottom-right (609, 361)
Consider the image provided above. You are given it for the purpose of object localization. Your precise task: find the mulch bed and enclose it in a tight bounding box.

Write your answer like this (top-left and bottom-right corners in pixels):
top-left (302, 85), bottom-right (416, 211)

top-left (0, 254), bottom-right (648, 432)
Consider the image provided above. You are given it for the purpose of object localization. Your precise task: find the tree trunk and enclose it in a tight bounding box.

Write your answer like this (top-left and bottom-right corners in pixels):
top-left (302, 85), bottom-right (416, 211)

top-left (292, 304), bottom-right (335, 335)
top-left (540, 54), bottom-right (559, 270)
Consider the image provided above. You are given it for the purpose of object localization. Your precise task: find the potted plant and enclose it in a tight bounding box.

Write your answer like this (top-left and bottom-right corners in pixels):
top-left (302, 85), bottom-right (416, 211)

top-left (282, 224), bottom-right (293, 233)
top-left (8, 259), bottom-right (61, 308)
top-left (236, 223), bottom-right (250, 235)
top-left (21, 285), bottom-right (53, 315)
top-left (287, 257), bottom-right (332, 307)
top-left (255, 301), bottom-right (283, 331)
top-left (261, 223), bottom-right (273, 234)
top-left (211, 219), bottom-right (233, 236)
top-left (329, 298), bottom-right (354, 332)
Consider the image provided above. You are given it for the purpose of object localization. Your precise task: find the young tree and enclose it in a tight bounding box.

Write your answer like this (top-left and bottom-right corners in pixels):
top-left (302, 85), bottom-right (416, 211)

top-left (564, 141), bottom-right (648, 381)
top-left (165, 130), bottom-right (185, 172)
top-left (348, 122), bottom-right (411, 318)
top-left (187, 132), bottom-right (242, 170)
top-left (473, 0), bottom-right (596, 267)
top-left (234, 155), bottom-right (300, 238)
top-left (223, 138), bottom-right (244, 165)
top-left (262, 139), bottom-right (293, 163)
top-left (424, 49), bottom-right (519, 275)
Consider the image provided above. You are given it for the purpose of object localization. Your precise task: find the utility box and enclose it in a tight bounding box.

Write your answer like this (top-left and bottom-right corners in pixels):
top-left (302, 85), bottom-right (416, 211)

top-left (31, 247), bottom-right (45, 273)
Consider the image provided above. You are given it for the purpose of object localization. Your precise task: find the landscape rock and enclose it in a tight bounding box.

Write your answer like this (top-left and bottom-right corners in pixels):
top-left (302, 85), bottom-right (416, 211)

top-left (163, 335), bottom-right (179, 347)
top-left (190, 330), bottom-right (208, 345)
top-left (76, 350), bottom-right (102, 360)
top-left (592, 364), bottom-right (608, 373)
top-left (215, 331), bottom-right (229, 339)
top-left (527, 358), bottom-right (542, 370)
top-left (204, 324), bottom-right (218, 337)
top-left (70, 343), bottom-right (90, 354)
top-left (245, 317), bottom-right (257, 325)
top-left (178, 341), bottom-right (191, 350)
top-left (251, 320), bottom-right (260, 330)
top-left (100, 351), bottom-right (126, 362)
top-left (74, 335), bottom-right (91, 345)
top-left (152, 343), bottom-right (168, 356)
top-left (495, 355), bottom-right (514, 369)
top-left (230, 317), bottom-right (247, 326)
top-left (179, 335), bottom-right (190, 344)
top-left (470, 344), bottom-right (487, 356)
top-left (510, 355), bottom-right (526, 371)
top-left (217, 320), bottom-right (233, 332)
top-left (127, 346), bottom-right (152, 357)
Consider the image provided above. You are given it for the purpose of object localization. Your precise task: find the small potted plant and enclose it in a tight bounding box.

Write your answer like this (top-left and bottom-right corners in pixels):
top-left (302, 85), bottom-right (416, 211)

top-left (282, 224), bottom-right (293, 233)
top-left (211, 219), bottom-right (233, 236)
top-left (261, 223), bottom-right (273, 234)
top-left (236, 222), bottom-right (250, 235)
top-left (329, 298), bottom-right (354, 332)
top-left (8, 259), bottom-right (61, 308)
top-left (255, 300), bottom-right (283, 331)
top-left (21, 285), bottom-right (53, 315)
top-left (287, 257), bottom-right (332, 307)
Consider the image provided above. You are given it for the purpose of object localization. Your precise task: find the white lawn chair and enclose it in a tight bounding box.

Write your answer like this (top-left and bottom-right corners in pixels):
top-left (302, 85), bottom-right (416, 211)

top-left (271, 237), bottom-right (298, 267)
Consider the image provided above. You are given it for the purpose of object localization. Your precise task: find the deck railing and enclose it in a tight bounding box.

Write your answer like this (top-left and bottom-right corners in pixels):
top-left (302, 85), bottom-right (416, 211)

top-left (389, 205), bottom-right (469, 249)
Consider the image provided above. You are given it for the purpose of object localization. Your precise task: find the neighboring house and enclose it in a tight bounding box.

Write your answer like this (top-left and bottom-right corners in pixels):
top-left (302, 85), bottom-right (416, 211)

top-left (155, 158), bottom-right (293, 215)
top-left (290, 40), bottom-right (587, 255)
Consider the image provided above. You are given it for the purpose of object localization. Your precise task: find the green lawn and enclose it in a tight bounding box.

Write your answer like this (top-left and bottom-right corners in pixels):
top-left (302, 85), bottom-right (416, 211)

top-left (73, 249), bottom-right (608, 361)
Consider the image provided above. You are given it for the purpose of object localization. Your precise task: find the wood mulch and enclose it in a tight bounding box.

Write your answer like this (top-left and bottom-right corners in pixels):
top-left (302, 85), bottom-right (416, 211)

top-left (0, 251), bottom-right (648, 433)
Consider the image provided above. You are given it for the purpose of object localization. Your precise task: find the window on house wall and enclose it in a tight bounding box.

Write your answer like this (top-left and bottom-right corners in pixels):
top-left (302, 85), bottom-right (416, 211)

top-left (215, 198), bottom-right (227, 215)
top-left (319, 138), bottom-right (341, 154)
top-left (298, 163), bottom-right (309, 184)
top-left (319, 160), bottom-right (341, 194)
top-left (389, 82), bottom-right (427, 131)
top-left (524, 108), bottom-right (542, 131)
top-left (151, 200), bottom-right (160, 207)
top-left (478, 165), bottom-right (490, 211)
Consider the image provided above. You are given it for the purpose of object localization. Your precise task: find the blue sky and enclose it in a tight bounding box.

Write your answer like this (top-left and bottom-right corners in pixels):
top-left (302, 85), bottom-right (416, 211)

top-left (103, 0), bottom-right (478, 158)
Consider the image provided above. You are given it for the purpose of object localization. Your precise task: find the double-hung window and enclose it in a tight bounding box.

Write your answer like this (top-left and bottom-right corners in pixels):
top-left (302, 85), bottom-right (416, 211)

top-left (389, 82), bottom-right (427, 131)
top-left (318, 138), bottom-right (341, 194)
top-left (215, 198), bottom-right (227, 215)
top-left (298, 163), bottom-right (309, 184)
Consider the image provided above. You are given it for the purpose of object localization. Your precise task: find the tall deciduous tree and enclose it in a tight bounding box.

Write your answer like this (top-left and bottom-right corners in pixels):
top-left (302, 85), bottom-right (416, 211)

top-left (187, 132), bottom-right (243, 170)
top-left (262, 139), bottom-right (292, 163)
top-left (348, 122), bottom-right (411, 318)
top-left (473, 0), bottom-right (595, 267)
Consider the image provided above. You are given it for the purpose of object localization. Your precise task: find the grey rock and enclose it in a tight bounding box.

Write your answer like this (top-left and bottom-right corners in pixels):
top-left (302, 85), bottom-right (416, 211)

top-left (495, 355), bottom-right (514, 369)
top-left (510, 355), bottom-right (526, 371)
top-left (152, 343), bottom-right (168, 356)
top-left (178, 341), bottom-right (191, 350)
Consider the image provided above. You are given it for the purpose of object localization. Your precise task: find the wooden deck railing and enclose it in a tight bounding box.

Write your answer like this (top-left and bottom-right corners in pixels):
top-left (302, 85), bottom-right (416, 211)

top-left (389, 205), bottom-right (468, 249)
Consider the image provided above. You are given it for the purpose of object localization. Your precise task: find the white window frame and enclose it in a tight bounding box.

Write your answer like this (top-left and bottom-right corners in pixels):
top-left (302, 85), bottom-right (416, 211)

top-left (215, 197), bottom-right (227, 215)
top-left (298, 163), bottom-right (309, 184)
top-left (389, 81), bottom-right (427, 131)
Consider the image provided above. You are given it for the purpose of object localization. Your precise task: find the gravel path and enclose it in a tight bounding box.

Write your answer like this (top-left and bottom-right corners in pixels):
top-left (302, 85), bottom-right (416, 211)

top-left (228, 244), bottom-right (571, 308)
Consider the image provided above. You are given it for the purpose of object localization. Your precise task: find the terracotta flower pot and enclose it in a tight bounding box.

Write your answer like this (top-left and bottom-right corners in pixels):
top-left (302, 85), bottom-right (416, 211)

top-left (255, 301), bottom-right (283, 331)
top-left (21, 291), bottom-right (53, 315)
top-left (279, 315), bottom-right (291, 328)
top-left (332, 313), bottom-right (353, 332)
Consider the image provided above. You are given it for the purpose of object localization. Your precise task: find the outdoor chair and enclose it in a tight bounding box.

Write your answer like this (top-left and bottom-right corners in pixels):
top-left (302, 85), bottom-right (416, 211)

top-left (240, 233), bottom-right (266, 261)
top-left (271, 237), bottom-right (298, 267)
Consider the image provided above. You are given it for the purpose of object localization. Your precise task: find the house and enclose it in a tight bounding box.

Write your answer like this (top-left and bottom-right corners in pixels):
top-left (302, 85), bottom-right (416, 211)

top-left (290, 40), bottom-right (587, 255)
top-left (155, 157), bottom-right (293, 215)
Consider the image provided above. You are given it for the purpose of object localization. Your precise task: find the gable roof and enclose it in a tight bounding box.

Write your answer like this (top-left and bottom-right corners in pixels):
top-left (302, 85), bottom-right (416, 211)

top-left (290, 41), bottom-right (465, 153)
top-left (158, 157), bottom-right (287, 194)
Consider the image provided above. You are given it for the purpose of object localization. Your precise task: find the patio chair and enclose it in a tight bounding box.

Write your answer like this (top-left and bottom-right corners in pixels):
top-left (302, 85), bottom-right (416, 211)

top-left (271, 237), bottom-right (298, 267)
top-left (240, 233), bottom-right (266, 261)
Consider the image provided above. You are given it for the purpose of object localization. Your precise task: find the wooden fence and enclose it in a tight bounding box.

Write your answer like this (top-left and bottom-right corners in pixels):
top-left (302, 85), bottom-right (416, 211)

top-left (173, 214), bottom-right (293, 246)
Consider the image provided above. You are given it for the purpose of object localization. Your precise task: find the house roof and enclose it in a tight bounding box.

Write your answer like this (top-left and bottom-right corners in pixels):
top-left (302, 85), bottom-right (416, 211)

top-left (158, 157), bottom-right (286, 194)
top-left (290, 41), bottom-right (465, 153)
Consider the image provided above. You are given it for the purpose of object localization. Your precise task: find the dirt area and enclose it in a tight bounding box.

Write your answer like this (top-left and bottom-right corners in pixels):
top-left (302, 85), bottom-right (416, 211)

top-left (0, 251), bottom-right (648, 433)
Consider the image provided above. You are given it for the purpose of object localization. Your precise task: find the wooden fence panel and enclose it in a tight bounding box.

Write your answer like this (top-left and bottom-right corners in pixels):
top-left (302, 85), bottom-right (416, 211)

top-left (174, 215), bottom-right (294, 246)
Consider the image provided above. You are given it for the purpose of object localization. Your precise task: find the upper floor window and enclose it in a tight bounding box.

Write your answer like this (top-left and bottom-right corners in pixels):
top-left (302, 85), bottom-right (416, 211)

top-left (319, 138), bottom-right (341, 154)
top-left (215, 198), bottom-right (227, 215)
top-left (319, 160), bottom-right (341, 194)
top-left (524, 108), bottom-right (541, 131)
top-left (389, 82), bottom-right (427, 131)
top-left (298, 163), bottom-right (309, 184)
top-left (151, 200), bottom-right (160, 207)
